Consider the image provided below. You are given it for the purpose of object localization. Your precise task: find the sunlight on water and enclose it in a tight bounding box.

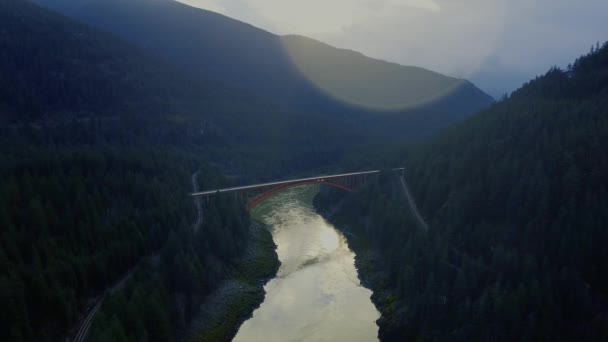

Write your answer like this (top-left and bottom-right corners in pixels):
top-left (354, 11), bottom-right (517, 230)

top-left (233, 186), bottom-right (379, 342)
top-left (319, 228), bottom-right (340, 252)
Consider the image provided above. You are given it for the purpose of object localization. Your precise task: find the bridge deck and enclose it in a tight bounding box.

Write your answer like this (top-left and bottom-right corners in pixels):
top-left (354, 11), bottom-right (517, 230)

top-left (190, 168), bottom-right (404, 197)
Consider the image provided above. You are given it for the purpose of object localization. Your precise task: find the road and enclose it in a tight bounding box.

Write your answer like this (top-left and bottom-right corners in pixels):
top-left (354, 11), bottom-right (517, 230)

top-left (395, 175), bottom-right (497, 273)
top-left (71, 266), bottom-right (135, 342)
top-left (73, 299), bottom-right (102, 342)
top-left (398, 175), bottom-right (429, 232)
top-left (71, 171), bottom-right (206, 341)
top-left (192, 170), bottom-right (203, 233)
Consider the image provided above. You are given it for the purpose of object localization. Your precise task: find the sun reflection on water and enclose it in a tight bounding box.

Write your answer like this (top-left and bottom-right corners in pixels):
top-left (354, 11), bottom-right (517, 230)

top-left (234, 186), bottom-right (380, 342)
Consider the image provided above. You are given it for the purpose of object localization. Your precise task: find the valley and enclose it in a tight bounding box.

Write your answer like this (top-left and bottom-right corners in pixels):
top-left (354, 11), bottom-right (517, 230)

top-left (1, 1), bottom-right (607, 341)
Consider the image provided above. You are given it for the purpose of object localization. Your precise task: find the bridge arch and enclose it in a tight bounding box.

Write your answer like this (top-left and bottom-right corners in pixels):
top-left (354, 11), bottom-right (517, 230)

top-left (191, 168), bottom-right (405, 213)
top-left (245, 179), bottom-right (353, 211)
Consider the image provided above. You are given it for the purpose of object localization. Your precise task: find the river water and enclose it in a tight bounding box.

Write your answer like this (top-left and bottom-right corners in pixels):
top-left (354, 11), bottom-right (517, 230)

top-left (233, 186), bottom-right (379, 342)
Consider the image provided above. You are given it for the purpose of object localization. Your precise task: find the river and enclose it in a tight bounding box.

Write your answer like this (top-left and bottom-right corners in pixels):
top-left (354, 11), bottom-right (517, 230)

top-left (233, 186), bottom-right (379, 342)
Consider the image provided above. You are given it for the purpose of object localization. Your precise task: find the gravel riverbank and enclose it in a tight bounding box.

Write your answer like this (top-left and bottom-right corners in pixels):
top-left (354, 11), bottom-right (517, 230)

top-left (186, 222), bottom-right (279, 342)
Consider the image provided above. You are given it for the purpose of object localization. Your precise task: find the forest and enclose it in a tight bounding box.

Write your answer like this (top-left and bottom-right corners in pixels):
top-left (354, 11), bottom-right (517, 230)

top-left (320, 43), bottom-right (608, 341)
top-left (0, 2), bottom-right (321, 340)
top-left (87, 175), bottom-right (256, 342)
top-left (0, 142), bottom-right (258, 341)
top-left (0, 2), bottom-right (318, 340)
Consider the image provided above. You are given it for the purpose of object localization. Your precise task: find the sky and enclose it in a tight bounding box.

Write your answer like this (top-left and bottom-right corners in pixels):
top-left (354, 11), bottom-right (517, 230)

top-left (178, 0), bottom-right (608, 98)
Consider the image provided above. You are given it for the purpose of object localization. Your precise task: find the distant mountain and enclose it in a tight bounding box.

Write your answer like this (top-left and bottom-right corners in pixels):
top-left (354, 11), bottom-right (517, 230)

top-left (280, 34), bottom-right (488, 111)
top-left (34, 0), bottom-right (494, 138)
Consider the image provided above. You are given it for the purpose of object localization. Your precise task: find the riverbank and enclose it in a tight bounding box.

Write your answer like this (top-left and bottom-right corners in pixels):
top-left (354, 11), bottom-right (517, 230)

top-left (187, 221), bottom-right (280, 342)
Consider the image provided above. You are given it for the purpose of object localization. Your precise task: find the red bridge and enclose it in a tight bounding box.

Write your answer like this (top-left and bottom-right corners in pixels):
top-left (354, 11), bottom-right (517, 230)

top-left (191, 168), bottom-right (404, 211)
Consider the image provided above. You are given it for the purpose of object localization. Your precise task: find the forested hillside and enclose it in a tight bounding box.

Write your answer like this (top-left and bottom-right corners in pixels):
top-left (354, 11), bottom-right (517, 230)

top-left (0, 0), bottom-right (371, 180)
top-left (0, 145), bottom-right (247, 341)
top-left (33, 0), bottom-right (494, 139)
top-left (320, 43), bottom-right (608, 341)
top-left (0, 0), bottom-right (230, 122)
top-left (0, 2), bottom-right (276, 341)
top-left (83, 169), bottom-right (262, 342)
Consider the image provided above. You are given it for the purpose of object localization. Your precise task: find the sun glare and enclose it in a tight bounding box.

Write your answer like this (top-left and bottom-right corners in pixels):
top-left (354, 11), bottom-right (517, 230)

top-left (319, 227), bottom-right (340, 252)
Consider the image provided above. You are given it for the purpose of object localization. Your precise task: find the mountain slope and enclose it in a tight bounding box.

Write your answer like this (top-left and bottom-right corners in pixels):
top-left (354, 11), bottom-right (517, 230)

top-left (34, 0), bottom-right (494, 138)
top-left (320, 43), bottom-right (608, 340)
top-left (280, 34), bottom-right (489, 111)
top-left (403, 43), bottom-right (608, 341)
top-left (3, 0), bottom-right (379, 179)
top-left (0, 2), bottom-right (275, 341)
top-left (1, 0), bottom-right (255, 121)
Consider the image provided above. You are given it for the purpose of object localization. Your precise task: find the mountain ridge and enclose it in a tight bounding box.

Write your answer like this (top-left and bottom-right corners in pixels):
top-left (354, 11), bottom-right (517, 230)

top-left (33, 0), bottom-right (494, 137)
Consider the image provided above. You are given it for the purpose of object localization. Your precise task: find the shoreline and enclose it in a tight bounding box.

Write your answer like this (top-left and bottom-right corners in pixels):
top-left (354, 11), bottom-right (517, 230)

top-left (186, 221), bottom-right (280, 342)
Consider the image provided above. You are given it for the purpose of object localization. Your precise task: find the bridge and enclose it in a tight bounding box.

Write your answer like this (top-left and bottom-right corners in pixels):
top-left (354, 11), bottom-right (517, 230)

top-left (191, 168), bottom-right (404, 211)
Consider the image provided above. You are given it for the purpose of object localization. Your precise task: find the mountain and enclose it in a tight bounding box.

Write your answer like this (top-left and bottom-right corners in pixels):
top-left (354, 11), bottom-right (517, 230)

top-left (33, 0), bottom-right (494, 139)
top-left (318, 43), bottom-right (608, 340)
top-left (0, 0), bottom-right (261, 127)
top-left (279, 34), bottom-right (488, 111)
top-left (2, 0), bottom-right (378, 179)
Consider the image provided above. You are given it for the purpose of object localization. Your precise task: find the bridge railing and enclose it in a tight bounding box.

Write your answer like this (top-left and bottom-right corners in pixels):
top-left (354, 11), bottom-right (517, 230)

top-left (190, 168), bottom-right (405, 198)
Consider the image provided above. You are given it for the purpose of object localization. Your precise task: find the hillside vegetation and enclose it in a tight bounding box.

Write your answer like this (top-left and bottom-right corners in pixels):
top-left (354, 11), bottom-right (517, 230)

top-left (322, 43), bottom-right (608, 341)
top-left (0, 2), bottom-right (270, 341)
top-left (0, 0), bottom-right (370, 179)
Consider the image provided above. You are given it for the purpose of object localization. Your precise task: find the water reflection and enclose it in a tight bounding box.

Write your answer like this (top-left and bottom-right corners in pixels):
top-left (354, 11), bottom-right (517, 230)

top-left (233, 186), bottom-right (379, 342)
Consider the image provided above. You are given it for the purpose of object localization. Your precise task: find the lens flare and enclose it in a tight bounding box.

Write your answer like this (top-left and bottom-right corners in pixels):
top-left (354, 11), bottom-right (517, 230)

top-left (278, 0), bottom-right (506, 111)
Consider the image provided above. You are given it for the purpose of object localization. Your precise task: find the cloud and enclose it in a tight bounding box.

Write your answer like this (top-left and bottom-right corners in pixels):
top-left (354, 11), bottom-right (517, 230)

top-left (388, 0), bottom-right (441, 12)
top-left (179, 0), bottom-right (225, 14)
top-left (319, 0), bottom-right (506, 79)
top-left (178, 0), bottom-right (608, 97)
top-left (179, 0), bottom-right (442, 34)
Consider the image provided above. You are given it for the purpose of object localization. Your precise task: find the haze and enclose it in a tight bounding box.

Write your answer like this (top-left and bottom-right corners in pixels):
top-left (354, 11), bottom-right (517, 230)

top-left (179, 0), bottom-right (608, 98)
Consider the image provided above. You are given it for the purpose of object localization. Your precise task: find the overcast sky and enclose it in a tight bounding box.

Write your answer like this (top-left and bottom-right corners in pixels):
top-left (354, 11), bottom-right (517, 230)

top-left (178, 0), bottom-right (608, 98)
